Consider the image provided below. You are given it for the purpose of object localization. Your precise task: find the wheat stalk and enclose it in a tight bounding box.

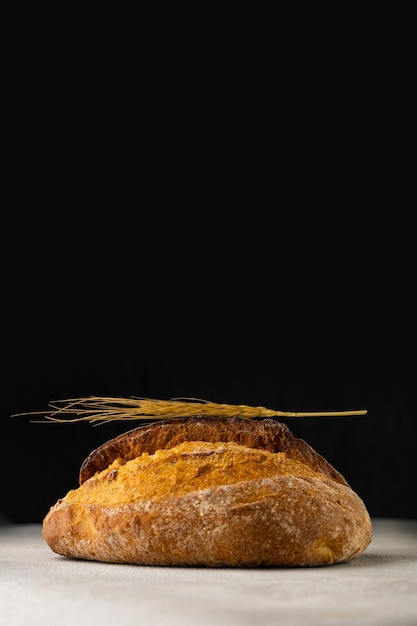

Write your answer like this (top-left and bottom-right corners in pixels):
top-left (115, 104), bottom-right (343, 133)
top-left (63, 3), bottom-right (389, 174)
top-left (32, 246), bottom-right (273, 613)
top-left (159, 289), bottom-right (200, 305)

top-left (13, 396), bottom-right (368, 425)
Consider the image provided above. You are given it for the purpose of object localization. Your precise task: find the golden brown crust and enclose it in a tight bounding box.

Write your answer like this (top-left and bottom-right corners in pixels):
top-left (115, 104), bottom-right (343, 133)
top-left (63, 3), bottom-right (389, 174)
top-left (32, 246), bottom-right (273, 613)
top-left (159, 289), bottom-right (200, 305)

top-left (79, 416), bottom-right (348, 486)
top-left (43, 417), bottom-right (372, 567)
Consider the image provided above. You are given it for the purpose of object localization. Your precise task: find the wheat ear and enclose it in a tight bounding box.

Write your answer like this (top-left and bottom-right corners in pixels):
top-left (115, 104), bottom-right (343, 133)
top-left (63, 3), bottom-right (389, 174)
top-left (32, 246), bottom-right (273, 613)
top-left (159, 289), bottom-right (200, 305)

top-left (13, 396), bottom-right (368, 424)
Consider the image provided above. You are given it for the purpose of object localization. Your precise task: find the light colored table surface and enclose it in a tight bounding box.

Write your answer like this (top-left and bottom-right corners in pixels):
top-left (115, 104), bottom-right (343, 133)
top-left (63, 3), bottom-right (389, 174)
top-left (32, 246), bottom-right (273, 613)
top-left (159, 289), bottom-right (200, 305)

top-left (1, 519), bottom-right (416, 626)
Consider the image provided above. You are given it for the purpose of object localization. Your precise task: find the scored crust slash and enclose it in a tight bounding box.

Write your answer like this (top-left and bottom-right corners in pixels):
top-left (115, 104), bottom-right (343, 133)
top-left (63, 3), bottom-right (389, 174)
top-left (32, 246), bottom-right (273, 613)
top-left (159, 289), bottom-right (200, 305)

top-left (17, 397), bottom-right (372, 567)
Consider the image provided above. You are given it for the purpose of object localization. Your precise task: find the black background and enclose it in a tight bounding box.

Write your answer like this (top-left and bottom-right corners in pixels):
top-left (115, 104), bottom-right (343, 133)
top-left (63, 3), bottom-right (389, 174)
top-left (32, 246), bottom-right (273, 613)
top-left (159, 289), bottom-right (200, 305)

top-left (2, 21), bottom-right (415, 523)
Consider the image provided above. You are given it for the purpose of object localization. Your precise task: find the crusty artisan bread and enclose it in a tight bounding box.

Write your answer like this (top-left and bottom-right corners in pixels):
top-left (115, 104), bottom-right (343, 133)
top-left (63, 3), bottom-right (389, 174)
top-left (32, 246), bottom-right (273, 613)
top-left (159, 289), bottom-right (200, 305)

top-left (42, 416), bottom-right (372, 567)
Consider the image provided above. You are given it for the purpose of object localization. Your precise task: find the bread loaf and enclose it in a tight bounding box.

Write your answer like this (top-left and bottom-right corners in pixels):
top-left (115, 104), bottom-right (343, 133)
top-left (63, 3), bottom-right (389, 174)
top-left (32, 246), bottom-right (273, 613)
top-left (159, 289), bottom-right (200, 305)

top-left (42, 416), bottom-right (372, 567)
